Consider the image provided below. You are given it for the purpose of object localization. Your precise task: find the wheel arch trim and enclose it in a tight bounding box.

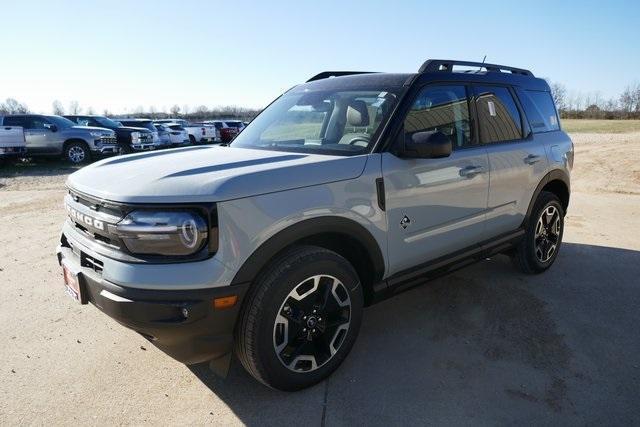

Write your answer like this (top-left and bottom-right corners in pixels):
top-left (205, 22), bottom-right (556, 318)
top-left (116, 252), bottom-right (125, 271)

top-left (524, 169), bottom-right (570, 225)
top-left (230, 216), bottom-right (385, 287)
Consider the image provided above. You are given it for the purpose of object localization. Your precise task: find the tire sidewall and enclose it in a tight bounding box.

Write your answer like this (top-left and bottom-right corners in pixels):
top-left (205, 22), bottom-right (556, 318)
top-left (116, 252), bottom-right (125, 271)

top-left (253, 253), bottom-right (363, 390)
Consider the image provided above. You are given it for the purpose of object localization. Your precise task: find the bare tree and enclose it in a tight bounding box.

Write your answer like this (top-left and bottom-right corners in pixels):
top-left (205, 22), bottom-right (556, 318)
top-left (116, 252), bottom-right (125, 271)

top-left (52, 100), bottom-right (65, 115)
top-left (170, 104), bottom-right (181, 117)
top-left (549, 82), bottom-right (567, 112)
top-left (86, 106), bottom-right (95, 115)
top-left (68, 100), bottom-right (81, 114)
top-left (0, 98), bottom-right (30, 114)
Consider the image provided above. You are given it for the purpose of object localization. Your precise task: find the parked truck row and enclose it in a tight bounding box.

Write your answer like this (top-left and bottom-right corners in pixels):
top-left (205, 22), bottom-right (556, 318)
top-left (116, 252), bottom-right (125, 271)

top-left (0, 114), bottom-right (247, 164)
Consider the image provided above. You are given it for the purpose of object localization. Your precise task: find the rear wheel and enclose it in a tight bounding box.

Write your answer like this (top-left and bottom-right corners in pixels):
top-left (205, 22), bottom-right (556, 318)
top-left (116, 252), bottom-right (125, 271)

top-left (64, 141), bottom-right (90, 164)
top-left (235, 246), bottom-right (363, 391)
top-left (513, 191), bottom-right (564, 274)
top-left (189, 134), bottom-right (197, 145)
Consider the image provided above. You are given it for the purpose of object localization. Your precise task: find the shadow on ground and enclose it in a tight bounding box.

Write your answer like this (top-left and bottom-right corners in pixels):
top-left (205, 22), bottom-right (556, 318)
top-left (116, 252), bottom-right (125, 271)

top-left (190, 242), bottom-right (640, 426)
top-left (0, 158), bottom-right (80, 180)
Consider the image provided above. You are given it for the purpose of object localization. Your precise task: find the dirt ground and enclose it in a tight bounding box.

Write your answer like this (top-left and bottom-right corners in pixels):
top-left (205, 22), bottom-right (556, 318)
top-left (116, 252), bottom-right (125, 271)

top-left (1, 133), bottom-right (639, 425)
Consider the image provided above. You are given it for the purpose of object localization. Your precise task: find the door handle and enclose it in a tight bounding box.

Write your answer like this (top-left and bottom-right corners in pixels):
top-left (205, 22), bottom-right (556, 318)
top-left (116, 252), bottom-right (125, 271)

top-left (459, 165), bottom-right (485, 178)
top-left (524, 154), bottom-right (541, 165)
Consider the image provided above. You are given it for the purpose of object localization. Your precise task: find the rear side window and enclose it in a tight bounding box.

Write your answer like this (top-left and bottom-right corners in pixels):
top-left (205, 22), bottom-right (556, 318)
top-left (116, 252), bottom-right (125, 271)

top-left (404, 85), bottom-right (474, 149)
top-left (2, 116), bottom-right (27, 127)
top-left (475, 86), bottom-right (522, 143)
top-left (517, 90), bottom-right (560, 133)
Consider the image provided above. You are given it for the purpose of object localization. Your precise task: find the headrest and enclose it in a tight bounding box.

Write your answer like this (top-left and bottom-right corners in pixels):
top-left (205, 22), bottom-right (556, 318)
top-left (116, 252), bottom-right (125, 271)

top-left (346, 100), bottom-right (370, 127)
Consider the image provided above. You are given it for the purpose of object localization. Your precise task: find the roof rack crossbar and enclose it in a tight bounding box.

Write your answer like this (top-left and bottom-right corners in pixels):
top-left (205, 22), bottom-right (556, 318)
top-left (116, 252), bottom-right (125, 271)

top-left (418, 59), bottom-right (533, 76)
top-left (306, 71), bottom-right (376, 82)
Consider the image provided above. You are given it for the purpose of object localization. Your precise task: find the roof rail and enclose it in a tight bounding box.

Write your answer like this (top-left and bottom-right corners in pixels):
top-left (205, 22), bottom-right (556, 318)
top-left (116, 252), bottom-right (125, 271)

top-left (306, 71), bottom-right (376, 82)
top-left (418, 59), bottom-right (533, 77)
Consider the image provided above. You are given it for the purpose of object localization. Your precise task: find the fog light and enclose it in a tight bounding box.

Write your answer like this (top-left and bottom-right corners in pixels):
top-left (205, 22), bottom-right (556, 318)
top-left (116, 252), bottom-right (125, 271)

top-left (181, 307), bottom-right (189, 318)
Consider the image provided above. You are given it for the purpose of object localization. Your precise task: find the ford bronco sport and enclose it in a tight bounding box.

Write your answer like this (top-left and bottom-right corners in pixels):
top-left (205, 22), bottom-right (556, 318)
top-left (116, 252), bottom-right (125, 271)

top-left (57, 59), bottom-right (573, 391)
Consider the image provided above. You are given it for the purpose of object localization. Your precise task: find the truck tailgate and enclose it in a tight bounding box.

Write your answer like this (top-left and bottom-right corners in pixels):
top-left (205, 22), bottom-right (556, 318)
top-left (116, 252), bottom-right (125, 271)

top-left (0, 126), bottom-right (26, 148)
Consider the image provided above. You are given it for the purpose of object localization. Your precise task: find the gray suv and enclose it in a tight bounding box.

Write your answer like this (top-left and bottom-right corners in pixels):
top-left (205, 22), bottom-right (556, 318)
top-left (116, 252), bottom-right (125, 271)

top-left (56, 59), bottom-right (573, 390)
top-left (0, 114), bottom-right (117, 163)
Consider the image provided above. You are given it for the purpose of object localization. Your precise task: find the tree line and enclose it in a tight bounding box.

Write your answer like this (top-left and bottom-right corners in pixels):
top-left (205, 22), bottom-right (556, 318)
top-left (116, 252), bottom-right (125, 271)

top-left (1, 99), bottom-right (261, 121)
top-left (549, 82), bottom-right (640, 119)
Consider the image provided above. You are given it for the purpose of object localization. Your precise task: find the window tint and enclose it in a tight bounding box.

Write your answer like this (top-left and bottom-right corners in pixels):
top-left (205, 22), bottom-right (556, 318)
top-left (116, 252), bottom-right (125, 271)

top-left (404, 85), bottom-right (473, 149)
top-left (2, 116), bottom-right (27, 127)
top-left (517, 90), bottom-right (559, 133)
top-left (28, 116), bottom-right (50, 129)
top-left (475, 86), bottom-right (522, 143)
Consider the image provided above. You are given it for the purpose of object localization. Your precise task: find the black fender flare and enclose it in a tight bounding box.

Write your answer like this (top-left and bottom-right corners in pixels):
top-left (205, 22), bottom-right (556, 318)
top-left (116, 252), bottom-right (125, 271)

top-left (523, 169), bottom-right (571, 225)
top-left (230, 216), bottom-right (385, 286)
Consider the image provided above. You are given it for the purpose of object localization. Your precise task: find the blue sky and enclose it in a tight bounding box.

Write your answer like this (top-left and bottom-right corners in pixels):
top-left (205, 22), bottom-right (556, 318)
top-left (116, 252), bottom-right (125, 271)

top-left (1, 0), bottom-right (638, 114)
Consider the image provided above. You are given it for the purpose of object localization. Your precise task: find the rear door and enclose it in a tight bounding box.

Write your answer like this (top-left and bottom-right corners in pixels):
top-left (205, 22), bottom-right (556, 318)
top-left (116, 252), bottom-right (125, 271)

top-left (382, 84), bottom-right (490, 275)
top-left (474, 85), bottom-right (549, 238)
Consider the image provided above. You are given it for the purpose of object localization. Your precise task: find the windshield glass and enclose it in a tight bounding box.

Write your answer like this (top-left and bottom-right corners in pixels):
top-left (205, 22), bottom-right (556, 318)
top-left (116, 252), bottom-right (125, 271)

top-left (95, 117), bottom-right (122, 128)
top-left (49, 116), bottom-right (76, 128)
top-left (232, 88), bottom-right (399, 155)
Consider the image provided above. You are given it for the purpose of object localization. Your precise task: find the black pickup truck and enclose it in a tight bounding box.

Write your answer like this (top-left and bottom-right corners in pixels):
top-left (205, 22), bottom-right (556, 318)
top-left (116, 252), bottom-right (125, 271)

top-left (65, 115), bottom-right (155, 153)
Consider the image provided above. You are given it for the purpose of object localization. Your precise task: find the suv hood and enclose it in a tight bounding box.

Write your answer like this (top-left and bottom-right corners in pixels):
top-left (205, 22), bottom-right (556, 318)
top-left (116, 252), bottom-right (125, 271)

top-left (67, 146), bottom-right (368, 203)
top-left (116, 126), bottom-right (152, 134)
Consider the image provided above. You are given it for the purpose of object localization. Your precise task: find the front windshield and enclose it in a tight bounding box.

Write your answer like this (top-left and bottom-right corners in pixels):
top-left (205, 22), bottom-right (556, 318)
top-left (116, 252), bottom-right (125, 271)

top-left (232, 88), bottom-right (399, 155)
top-left (95, 116), bottom-right (122, 128)
top-left (49, 116), bottom-right (76, 128)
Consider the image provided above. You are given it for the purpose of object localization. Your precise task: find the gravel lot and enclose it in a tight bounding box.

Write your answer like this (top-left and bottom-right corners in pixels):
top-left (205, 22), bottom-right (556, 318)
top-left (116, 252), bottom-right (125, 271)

top-left (1, 133), bottom-right (639, 425)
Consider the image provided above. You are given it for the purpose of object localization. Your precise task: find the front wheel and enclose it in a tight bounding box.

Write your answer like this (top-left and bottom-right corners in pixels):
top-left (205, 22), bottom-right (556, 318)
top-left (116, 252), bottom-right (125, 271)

top-left (513, 191), bottom-right (565, 274)
top-left (64, 142), bottom-right (90, 164)
top-left (235, 246), bottom-right (363, 391)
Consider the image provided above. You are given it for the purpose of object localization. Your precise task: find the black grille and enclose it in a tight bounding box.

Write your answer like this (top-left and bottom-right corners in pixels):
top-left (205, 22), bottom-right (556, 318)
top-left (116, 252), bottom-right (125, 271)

top-left (99, 136), bottom-right (117, 145)
top-left (81, 252), bottom-right (104, 273)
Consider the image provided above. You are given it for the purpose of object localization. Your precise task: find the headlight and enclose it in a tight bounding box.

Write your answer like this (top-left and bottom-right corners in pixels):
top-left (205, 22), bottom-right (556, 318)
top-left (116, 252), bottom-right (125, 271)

top-left (115, 211), bottom-right (208, 256)
top-left (131, 132), bottom-right (140, 143)
top-left (90, 131), bottom-right (106, 137)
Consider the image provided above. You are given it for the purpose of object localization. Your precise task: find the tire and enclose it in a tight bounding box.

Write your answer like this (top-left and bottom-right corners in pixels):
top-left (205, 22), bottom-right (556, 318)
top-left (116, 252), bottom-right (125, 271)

top-left (512, 191), bottom-right (565, 274)
top-left (64, 141), bottom-right (91, 164)
top-left (189, 134), bottom-right (197, 145)
top-left (235, 245), bottom-right (364, 391)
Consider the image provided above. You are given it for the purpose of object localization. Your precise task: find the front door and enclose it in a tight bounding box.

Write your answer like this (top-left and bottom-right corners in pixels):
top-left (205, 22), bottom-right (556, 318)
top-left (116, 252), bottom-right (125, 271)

top-left (24, 116), bottom-right (59, 154)
top-left (382, 84), bottom-right (490, 275)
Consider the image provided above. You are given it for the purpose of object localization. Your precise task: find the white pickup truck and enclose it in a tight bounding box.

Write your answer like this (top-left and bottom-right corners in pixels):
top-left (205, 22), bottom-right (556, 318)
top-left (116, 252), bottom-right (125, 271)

top-left (0, 125), bottom-right (27, 161)
top-left (154, 119), bottom-right (219, 144)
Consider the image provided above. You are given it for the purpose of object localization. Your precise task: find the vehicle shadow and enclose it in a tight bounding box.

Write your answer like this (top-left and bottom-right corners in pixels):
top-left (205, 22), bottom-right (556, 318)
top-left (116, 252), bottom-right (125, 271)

top-left (189, 242), bottom-right (640, 426)
top-left (0, 158), bottom-right (80, 179)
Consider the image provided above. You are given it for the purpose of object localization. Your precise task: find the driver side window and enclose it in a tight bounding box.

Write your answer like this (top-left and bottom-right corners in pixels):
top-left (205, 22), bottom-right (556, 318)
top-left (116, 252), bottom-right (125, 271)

top-left (405, 85), bottom-right (473, 149)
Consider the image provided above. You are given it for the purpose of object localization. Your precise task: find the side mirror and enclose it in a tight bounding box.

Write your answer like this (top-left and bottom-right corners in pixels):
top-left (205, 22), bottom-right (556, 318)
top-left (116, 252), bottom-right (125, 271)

top-left (45, 124), bottom-right (58, 132)
top-left (402, 130), bottom-right (452, 158)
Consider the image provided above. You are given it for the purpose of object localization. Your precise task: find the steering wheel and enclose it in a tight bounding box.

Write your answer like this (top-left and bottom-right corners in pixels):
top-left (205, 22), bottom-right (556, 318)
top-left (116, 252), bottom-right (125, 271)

top-left (348, 136), bottom-right (370, 146)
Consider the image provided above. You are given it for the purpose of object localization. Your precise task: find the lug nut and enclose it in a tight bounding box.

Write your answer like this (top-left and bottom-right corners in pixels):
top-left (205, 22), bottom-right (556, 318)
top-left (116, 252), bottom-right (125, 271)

top-left (312, 329), bottom-right (316, 333)
top-left (303, 316), bottom-right (307, 320)
top-left (303, 328), bottom-right (307, 332)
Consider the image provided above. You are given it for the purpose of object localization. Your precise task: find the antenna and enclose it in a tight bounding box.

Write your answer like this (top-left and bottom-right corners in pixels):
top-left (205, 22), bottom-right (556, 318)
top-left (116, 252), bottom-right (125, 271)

top-left (478, 55), bottom-right (487, 72)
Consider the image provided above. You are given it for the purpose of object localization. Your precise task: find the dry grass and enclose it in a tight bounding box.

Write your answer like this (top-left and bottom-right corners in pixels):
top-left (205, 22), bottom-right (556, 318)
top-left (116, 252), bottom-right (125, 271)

top-left (561, 119), bottom-right (640, 134)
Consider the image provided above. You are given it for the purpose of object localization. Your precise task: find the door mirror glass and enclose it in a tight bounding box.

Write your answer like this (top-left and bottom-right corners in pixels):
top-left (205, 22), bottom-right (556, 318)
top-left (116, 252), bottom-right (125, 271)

top-left (403, 130), bottom-right (452, 158)
top-left (44, 123), bottom-right (58, 132)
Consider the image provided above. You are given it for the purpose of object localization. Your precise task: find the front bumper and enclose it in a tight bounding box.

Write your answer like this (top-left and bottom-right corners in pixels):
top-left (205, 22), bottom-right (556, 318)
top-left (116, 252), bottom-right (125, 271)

top-left (131, 143), bottom-right (156, 151)
top-left (92, 144), bottom-right (119, 155)
top-left (56, 232), bottom-right (248, 365)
